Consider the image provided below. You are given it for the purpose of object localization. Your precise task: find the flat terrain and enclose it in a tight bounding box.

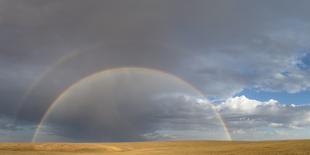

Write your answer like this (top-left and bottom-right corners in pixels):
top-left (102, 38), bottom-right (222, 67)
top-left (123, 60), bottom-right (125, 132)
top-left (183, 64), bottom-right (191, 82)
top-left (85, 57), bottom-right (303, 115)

top-left (1, 140), bottom-right (310, 155)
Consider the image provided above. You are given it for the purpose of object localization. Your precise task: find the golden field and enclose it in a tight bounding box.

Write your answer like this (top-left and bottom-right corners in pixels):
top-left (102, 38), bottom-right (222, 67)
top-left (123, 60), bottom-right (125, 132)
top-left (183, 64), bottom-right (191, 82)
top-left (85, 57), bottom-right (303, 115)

top-left (0, 140), bottom-right (310, 155)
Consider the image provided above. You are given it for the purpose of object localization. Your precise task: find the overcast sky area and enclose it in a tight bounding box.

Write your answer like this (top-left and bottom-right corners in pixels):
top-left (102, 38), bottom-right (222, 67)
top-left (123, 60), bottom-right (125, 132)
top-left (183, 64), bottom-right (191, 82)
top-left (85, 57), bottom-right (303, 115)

top-left (0, 0), bottom-right (310, 141)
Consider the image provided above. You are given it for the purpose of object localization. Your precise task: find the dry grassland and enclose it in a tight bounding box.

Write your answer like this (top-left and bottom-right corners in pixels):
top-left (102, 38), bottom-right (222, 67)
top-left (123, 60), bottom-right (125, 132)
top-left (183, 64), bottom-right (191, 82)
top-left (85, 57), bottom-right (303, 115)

top-left (0, 140), bottom-right (310, 155)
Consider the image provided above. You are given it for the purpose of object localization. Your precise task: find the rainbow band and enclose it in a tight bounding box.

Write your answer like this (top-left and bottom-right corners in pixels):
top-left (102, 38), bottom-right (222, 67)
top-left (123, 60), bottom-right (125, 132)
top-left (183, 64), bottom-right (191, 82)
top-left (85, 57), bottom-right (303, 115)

top-left (17, 43), bottom-right (103, 118)
top-left (32, 67), bottom-right (232, 141)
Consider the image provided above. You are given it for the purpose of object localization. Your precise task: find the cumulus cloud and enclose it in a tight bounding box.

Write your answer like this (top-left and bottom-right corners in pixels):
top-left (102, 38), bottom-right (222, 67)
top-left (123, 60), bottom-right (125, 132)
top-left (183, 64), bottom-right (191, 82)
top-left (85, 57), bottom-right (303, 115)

top-left (217, 96), bottom-right (279, 113)
top-left (217, 96), bottom-right (310, 140)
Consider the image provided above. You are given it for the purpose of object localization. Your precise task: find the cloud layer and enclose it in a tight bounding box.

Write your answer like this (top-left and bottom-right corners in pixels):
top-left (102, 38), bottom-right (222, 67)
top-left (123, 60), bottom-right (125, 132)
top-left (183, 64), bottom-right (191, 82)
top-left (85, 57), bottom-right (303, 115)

top-left (217, 96), bottom-right (310, 140)
top-left (0, 0), bottom-right (309, 141)
top-left (3, 95), bottom-right (310, 141)
top-left (34, 69), bottom-right (228, 141)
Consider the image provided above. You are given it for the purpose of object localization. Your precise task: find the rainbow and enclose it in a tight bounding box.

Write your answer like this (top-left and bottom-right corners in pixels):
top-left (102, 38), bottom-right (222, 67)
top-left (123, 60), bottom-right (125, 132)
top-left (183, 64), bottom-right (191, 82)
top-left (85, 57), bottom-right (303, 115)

top-left (32, 67), bottom-right (232, 142)
top-left (16, 42), bottom-right (104, 117)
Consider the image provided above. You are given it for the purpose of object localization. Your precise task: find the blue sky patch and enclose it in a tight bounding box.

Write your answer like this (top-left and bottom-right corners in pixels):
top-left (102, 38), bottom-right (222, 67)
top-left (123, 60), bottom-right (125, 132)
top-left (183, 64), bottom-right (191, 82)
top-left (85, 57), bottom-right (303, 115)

top-left (297, 52), bottom-right (310, 70)
top-left (237, 88), bottom-right (310, 105)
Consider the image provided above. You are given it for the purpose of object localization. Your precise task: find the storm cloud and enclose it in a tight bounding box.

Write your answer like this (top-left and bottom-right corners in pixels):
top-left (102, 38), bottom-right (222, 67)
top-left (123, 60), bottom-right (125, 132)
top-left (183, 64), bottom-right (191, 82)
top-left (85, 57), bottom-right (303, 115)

top-left (0, 0), bottom-right (310, 141)
top-left (33, 69), bottom-right (228, 142)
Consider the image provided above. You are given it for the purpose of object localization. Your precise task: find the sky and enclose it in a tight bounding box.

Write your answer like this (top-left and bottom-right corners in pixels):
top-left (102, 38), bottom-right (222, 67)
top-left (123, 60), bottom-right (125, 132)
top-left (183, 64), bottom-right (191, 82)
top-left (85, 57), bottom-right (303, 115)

top-left (0, 0), bottom-right (310, 141)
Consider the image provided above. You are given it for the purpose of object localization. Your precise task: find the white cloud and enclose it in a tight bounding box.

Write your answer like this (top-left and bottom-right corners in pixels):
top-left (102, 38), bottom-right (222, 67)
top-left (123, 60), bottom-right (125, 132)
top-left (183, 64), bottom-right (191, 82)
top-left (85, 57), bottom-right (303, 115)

top-left (216, 96), bottom-right (310, 140)
top-left (269, 122), bottom-right (284, 128)
top-left (216, 96), bottom-right (278, 113)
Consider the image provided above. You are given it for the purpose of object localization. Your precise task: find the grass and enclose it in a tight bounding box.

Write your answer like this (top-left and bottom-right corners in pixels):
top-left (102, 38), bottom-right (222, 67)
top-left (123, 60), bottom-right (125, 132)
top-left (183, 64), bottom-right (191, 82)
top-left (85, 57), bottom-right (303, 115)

top-left (0, 140), bottom-right (310, 155)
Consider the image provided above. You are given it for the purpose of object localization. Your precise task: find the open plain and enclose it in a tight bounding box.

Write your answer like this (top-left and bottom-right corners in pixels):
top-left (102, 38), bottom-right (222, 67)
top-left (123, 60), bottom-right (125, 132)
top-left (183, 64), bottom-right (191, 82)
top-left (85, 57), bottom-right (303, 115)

top-left (0, 140), bottom-right (310, 155)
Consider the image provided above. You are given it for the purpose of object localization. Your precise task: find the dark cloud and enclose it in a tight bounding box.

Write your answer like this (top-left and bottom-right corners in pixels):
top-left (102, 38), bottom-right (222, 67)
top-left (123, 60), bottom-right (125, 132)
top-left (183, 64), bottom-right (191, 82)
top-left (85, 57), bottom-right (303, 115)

top-left (34, 69), bottom-right (227, 142)
top-left (0, 115), bottom-right (35, 142)
top-left (0, 0), bottom-right (310, 141)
